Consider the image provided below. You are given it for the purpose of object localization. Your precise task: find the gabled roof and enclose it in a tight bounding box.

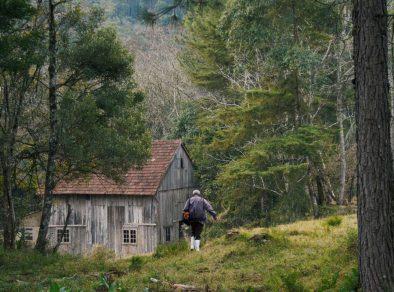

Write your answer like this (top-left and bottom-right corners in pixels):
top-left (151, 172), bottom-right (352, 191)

top-left (54, 140), bottom-right (185, 196)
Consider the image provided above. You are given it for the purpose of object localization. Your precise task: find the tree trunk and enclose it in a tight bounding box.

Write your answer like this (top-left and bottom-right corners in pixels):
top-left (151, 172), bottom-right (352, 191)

top-left (52, 202), bottom-right (71, 253)
top-left (0, 74), bottom-right (28, 250)
top-left (353, 0), bottom-right (394, 290)
top-left (291, 0), bottom-right (302, 128)
top-left (1, 165), bottom-right (16, 250)
top-left (35, 0), bottom-right (59, 253)
top-left (390, 17), bottom-right (394, 169)
top-left (307, 183), bottom-right (319, 219)
top-left (337, 49), bottom-right (347, 205)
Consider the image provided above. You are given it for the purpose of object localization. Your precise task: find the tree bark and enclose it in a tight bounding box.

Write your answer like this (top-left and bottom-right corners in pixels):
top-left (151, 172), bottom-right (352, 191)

top-left (337, 48), bottom-right (347, 205)
top-left (353, 0), bottom-right (394, 290)
top-left (390, 19), bottom-right (394, 169)
top-left (52, 202), bottom-right (71, 253)
top-left (1, 165), bottom-right (16, 250)
top-left (0, 72), bottom-right (29, 249)
top-left (35, 0), bottom-right (59, 253)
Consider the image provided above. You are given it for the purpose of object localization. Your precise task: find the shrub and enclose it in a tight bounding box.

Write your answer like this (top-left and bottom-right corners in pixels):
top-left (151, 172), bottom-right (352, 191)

top-left (154, 241), bottom-right (188, 258)
top-left (324, 216), bottom-right (342, 227)
top-left (338, 267), bottom-right (359, 292)
top-left (97, 273), bottom-right (126, 292)
top-left (203, 222), bottom-right (228, 239)
top-left (345, 229), bottom-right (358, 255)
top-left (317, 271), bottom-right (339, 291)
top-left (90, 245), bottom-right (115, 262)
top-left (280, 272), bottom-right (307, 292)
top-left (48, 282), bottom-right (70, 292)
top-left (129, 256), bottom-right (144, 271)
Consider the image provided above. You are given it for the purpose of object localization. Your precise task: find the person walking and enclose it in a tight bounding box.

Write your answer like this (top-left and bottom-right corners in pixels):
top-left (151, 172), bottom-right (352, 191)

top-left (183, 189), bottom-right (217, 251)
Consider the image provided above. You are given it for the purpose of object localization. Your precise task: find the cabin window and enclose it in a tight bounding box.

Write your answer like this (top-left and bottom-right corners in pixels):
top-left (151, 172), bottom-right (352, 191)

top-left (24, 228), bottom-right (33, 241)
top-left (179, 157), bottom-right (184, 169)
top-left (57, 228), bottom-right (70, 243)
top-left (164, 226), bottom-right (171, 242)
top-left (123, 229), bottom-right (137, 244)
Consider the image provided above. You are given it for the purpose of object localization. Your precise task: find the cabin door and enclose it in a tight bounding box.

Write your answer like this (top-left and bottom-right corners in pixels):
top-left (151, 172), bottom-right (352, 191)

top-left (107, 206), bottom-right (125, 255)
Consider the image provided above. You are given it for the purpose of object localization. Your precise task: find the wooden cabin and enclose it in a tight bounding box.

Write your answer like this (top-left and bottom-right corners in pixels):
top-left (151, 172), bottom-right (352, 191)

top-left (36, 140), bottom-right (194, 257)
top-left (20, 211), bottom-right (41, 247)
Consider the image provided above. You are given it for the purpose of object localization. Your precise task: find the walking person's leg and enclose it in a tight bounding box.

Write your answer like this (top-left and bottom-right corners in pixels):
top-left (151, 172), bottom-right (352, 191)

top-left (193, 223), bottom-right (204, 251)
top-left (190, 222), bottom-right (196, 250)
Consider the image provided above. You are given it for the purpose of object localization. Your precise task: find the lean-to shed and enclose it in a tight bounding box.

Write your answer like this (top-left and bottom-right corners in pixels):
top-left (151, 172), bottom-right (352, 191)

top-left (39, 140), bottom-right (194, 257)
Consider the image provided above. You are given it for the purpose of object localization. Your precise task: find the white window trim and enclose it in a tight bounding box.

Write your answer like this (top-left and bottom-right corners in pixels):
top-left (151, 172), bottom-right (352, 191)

top-left (24, 227), bottom-right (33, 241)
top-left (122, 228), bottom-right (137, 245)
top-left (56, 228), bottom-right (71, 244)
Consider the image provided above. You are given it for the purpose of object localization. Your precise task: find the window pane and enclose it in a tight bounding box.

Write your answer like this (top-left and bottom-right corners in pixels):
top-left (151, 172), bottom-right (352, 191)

top-left (57, 229), bottom-right (70, 243)
top-left (24, 228), bottom-right (33, 241)
top-left (64, 229), bottom-right (70, 243)
top-left (130, 229), bottom-right (136, 244)
top-left (123, 229), bottom-right (130, 243)
top-left (57, 229), bottom-right (62, 242)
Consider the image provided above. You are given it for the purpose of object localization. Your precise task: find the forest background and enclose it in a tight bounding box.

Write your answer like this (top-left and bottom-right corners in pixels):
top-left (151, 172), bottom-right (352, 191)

top-left (1, 0), bottom-right (394, 245)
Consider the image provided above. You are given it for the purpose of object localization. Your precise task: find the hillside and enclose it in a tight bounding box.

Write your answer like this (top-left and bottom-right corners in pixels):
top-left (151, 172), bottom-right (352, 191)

top-left (0, 214), bottom-right (358, 291)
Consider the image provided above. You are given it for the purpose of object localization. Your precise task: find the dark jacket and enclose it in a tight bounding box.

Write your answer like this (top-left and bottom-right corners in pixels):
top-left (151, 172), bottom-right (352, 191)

top-left (183, 195), bottom-right (216, 224)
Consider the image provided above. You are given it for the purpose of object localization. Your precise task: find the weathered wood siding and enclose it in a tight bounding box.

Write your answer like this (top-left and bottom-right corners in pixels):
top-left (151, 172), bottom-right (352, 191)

top-left (48, 195), bottom-right (158, 257)
top-left (20, 212), bottom-right (41, 247)
top-left (46, 143), bottom-right (195, 255)
top-left (157, 146), bottom-right (195, 243)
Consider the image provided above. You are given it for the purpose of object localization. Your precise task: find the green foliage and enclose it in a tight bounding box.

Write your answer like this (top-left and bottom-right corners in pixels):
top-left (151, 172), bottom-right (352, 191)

top-left (344, 229), bottom-right (358, 256)
top-left (153, 241), bottom-right (188, 258)
top-left (98, 273), bottom-right (126, 292)
top-left (0, 215), bottom-right (358, 291)
top-left (0, 0), bottom-right (35, 30)
top-left (48, 282), bottom-right (70, 292)
top-left (129, 256), bottom-right (144, 271)
top-left (53, 4), bottom-right (151, 180)
top-left (178, 0), bottom-right (344, 226)
top-left (280, 272), bottom-right (308, 292)
top-left (323, 216), bottom-right (343, 227)
top-left (337, 267), bottom-right (359, 292)
top-left (181, 0), bottom-right (232, 90)
top-left (90, 245), bottom-right (115, 263)
top-left (204, 221), bottom-right (228, 239)
top-left (317, 271), bottom-right (339, 292)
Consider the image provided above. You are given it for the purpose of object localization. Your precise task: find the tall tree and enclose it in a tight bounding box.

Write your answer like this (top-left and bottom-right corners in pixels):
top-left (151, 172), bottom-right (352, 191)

top-left (353, 0), bottom-right (394, 290)
top-left (175, 0), bottom-right (342, 223)
top-left (35, 3), bottom-right (151, 253)
top-left (0, 0), bottom-right (41, 249)
top-left (35, 0), bottom-right (58, 253)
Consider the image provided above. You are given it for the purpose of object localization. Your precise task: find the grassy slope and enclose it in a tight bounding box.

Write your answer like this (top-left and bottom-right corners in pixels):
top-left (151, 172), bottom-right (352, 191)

top-left (0, 214), bottom-right (358, 291)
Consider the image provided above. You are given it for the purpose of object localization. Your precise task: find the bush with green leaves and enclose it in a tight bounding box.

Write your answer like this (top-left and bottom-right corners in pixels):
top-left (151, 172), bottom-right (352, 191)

top-left (324, 216), bottom-right (343, 227)
top-left (153, 241), bottom-right (188, 258)
top-left (129, 256), bottom-right (144, 271)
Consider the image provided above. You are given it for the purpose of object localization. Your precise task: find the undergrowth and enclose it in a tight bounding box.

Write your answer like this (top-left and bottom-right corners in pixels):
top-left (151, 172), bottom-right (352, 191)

top-left (0, 214), bottom-right (358, 291)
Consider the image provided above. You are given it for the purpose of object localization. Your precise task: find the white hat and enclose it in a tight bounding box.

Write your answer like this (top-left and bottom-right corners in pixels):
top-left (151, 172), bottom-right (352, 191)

top-left (192, 189), bottom-right (201, 195)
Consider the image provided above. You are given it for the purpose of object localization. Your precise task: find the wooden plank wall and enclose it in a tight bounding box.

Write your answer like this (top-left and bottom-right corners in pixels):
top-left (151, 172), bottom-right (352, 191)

top-left (49, 195), bottom-right (158, 257)
top-left (158, 146), bottom-right (195, 243)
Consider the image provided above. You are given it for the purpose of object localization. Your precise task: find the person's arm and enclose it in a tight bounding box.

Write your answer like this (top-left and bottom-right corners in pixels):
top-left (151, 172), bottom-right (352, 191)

top-left (203, 199), bottom-right (217, 220)
top-left (183, 199), bottom-right (190, 211)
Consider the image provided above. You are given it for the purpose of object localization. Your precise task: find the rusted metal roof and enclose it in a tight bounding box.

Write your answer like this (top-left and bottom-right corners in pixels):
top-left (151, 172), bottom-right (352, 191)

top-left (53, 140), bottom-right (183, 196)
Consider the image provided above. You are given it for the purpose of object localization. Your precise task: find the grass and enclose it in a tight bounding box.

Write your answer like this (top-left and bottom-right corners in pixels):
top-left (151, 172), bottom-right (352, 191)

top-left (0, 214), bottom-right (358, 291)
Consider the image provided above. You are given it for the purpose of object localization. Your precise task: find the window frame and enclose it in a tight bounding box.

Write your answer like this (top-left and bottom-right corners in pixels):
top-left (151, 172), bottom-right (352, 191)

top-left (56, 228), bottom-right (70, 244)
top-left (24, 227), bottom-right (33, 241)
top-left (122, 228), bottom-right (137, 245)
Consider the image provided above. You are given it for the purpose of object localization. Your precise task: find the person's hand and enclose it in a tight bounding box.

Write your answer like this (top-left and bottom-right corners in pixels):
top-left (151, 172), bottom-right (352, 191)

top-left (213, 215), bottom-right (217, 221)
